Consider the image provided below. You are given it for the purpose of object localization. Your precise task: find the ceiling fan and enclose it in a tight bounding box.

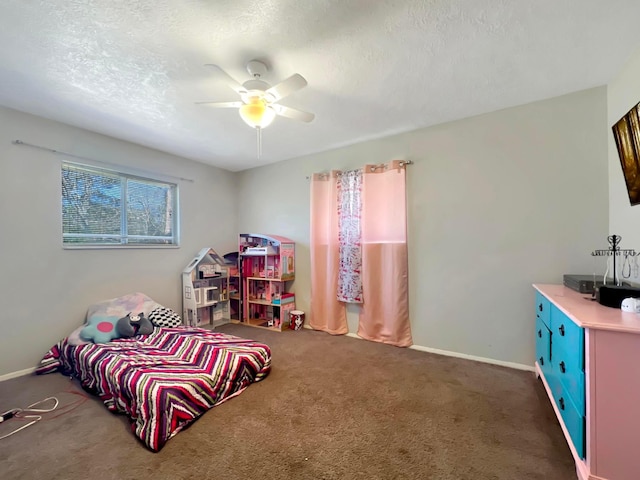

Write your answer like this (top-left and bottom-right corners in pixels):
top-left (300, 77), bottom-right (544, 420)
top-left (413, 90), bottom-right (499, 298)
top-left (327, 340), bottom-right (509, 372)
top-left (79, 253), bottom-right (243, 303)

top-left (197, 59), bottom-right (315, 129)
top-left (197, 60), bottom-right (314, 158)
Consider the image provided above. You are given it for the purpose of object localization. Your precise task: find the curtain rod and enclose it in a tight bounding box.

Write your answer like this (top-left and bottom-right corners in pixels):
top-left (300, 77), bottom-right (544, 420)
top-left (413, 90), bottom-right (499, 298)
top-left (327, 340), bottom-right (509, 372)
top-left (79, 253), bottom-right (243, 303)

top-left (306, 159), bottom-right (414, 180)
top-left (12, 139), bottom-right (195, 183)
top-left (369, 160), bottom-right (414, 171)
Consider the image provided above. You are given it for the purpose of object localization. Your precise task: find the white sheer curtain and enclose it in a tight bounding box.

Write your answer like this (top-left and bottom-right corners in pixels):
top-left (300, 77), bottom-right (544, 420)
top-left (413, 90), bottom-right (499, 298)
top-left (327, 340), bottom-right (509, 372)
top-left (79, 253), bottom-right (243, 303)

top-left (337, 169), bottom-right (363, 303)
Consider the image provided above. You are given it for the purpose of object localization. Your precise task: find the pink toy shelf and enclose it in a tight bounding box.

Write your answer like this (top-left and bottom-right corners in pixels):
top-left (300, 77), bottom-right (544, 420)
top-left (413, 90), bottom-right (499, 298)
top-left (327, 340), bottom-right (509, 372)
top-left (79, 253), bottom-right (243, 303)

top-left (236, 233), bottom-right (296, 331)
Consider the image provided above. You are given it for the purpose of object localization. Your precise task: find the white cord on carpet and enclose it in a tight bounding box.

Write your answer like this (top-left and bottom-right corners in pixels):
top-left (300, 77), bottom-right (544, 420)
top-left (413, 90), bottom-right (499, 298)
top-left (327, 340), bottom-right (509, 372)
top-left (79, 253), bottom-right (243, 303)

top-left (0, 397), bottom-right (59, 440)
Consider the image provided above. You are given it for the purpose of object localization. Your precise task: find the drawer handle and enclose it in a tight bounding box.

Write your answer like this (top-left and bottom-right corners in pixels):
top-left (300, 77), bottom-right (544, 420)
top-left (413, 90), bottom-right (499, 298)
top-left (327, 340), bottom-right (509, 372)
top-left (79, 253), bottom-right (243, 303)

top-left (559, 397), bottom-right (565, 410)
top-left (559, 361), bottom-right (566, 373)
top-left (538, 303), bottom-right (543, 312)
top-left (539, 356), bottom-right (544, 366)
top-left (559, 324), bottom-right (565, 336)
top-left (538, 329), bottom-right (542, 338)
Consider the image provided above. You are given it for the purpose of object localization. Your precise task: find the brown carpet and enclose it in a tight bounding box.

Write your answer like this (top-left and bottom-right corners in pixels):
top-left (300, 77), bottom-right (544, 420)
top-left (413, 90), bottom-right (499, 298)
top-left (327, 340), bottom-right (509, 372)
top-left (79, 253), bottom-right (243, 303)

top-left (0, 325), bottom-right (575, 480)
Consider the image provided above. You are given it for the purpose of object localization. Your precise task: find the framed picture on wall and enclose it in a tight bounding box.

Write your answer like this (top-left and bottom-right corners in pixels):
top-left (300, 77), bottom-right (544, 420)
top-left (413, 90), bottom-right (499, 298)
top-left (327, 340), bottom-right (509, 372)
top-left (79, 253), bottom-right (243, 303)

top-left (612, 100), bottom-right (640, 205)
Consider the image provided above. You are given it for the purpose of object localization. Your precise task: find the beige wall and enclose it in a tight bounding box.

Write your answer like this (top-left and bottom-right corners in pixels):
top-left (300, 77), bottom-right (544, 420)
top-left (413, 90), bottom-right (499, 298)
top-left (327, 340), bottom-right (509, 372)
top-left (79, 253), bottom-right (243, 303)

top-left (0, 107), bottom-right (238, 376)
top-left (608, 47), bottom-right (640, 270)
top-left (0, 85), bottom-right (612, 375)
top-left (238, 87), bottom-right (609, 366)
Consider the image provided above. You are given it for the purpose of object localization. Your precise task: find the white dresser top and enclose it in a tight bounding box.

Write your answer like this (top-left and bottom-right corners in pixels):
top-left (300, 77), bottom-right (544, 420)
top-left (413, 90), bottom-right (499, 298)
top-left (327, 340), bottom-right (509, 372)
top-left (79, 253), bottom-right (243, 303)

top-left (534, 284), bottom-right (640, 334)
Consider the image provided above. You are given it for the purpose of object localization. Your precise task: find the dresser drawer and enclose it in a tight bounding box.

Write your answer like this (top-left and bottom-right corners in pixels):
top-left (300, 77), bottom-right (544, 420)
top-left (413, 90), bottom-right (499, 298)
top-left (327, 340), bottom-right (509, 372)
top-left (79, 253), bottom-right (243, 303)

top-left (535, 315), bottom-right (552, 376)
top-left (552, 380), bottom-right (586, 460)
top-left (551, 307), bottom-right (584, 369)
top-left (553, 341), bottom-right (585, 415)
top-left (535, 291), bottom-right (551, 329)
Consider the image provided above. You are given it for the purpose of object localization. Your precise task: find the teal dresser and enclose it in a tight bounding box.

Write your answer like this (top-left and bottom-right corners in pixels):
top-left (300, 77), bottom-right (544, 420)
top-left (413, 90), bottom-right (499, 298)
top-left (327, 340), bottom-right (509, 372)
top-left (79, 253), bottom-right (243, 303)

top-left (534, 284), bottom-right (640, 480)
top-left (535, 290), bottom-right (585, 459)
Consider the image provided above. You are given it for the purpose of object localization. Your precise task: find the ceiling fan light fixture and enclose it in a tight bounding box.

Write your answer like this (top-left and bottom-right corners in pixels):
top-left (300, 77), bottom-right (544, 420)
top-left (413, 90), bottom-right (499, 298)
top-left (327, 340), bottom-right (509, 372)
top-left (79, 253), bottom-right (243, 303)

top-left (239, 97), bottom-right (276, 128)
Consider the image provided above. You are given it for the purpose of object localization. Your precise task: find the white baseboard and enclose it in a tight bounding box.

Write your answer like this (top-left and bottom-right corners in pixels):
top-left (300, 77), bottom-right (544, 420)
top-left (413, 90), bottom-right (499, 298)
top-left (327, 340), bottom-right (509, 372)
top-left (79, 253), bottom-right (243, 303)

top-left (0, 367), bottom-right (36, 382)
top-left (343, 332), bottom-right (534, 372)
top-left (408, 343), bottom-right (534, 371)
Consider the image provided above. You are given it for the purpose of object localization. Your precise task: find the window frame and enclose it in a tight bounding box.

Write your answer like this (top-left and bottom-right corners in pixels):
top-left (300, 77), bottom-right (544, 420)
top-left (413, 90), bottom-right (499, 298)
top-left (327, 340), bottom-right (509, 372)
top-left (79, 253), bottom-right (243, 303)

top-left (61, 161), bottom-right (180, 249)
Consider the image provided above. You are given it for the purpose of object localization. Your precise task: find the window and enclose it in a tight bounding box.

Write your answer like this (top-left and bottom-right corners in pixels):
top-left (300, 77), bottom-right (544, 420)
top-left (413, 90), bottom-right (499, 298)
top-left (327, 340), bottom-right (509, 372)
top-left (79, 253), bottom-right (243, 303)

top-left (61, 162), bottom-right (179, 247)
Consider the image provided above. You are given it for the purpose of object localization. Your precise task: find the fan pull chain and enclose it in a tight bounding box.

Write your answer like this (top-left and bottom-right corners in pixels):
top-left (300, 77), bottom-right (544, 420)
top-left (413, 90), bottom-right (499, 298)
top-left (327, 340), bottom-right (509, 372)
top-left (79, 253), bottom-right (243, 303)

top-left (256, 127), bottom-right (262, 159)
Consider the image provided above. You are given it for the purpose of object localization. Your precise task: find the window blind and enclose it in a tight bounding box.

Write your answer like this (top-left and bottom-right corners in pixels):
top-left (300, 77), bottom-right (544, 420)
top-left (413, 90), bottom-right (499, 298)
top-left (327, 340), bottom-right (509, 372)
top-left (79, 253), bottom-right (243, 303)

top-left (61, 162), bottom-right (179, 247)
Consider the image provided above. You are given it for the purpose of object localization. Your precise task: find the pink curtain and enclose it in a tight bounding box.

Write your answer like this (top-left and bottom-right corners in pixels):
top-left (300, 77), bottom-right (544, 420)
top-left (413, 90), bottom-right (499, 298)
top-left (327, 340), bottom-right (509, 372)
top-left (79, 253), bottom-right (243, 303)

top-left (309, 172), bottom-right (348, 334)
top-left (358, 161), bottom-right (412, 347)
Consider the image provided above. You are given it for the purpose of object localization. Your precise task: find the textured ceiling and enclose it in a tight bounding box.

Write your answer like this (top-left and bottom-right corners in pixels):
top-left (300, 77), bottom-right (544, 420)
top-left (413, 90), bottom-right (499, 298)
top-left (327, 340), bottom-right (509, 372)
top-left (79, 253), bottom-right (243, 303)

top-left (1, 1), bottom-right (640, 172)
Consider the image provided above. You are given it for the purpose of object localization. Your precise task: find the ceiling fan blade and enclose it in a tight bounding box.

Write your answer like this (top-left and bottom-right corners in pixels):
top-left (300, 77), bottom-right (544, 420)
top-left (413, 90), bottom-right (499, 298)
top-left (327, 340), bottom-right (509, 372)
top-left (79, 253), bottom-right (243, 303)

top-left (194, 101), bottom-right (243, 108)
top-left (272, 104), bottom-right (315, 123)
top-left (204, 64), bottom-right (246, 94)
top-left (265, 74), bottom-right (307, 102)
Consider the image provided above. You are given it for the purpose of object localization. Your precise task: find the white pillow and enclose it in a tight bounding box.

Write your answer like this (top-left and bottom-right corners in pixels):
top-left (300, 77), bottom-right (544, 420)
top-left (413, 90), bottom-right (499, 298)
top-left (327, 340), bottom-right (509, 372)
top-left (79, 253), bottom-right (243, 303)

top-left (67, 324), bottom-right (90, 346)
top-left (86, 292), bottom-right (162, 323)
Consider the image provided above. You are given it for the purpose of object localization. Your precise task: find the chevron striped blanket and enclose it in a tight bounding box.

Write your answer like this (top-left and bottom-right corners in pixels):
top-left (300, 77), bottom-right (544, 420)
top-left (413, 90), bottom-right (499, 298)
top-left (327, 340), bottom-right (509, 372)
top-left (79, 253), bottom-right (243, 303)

top-left (36, 327), bottom-right (271, 451)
